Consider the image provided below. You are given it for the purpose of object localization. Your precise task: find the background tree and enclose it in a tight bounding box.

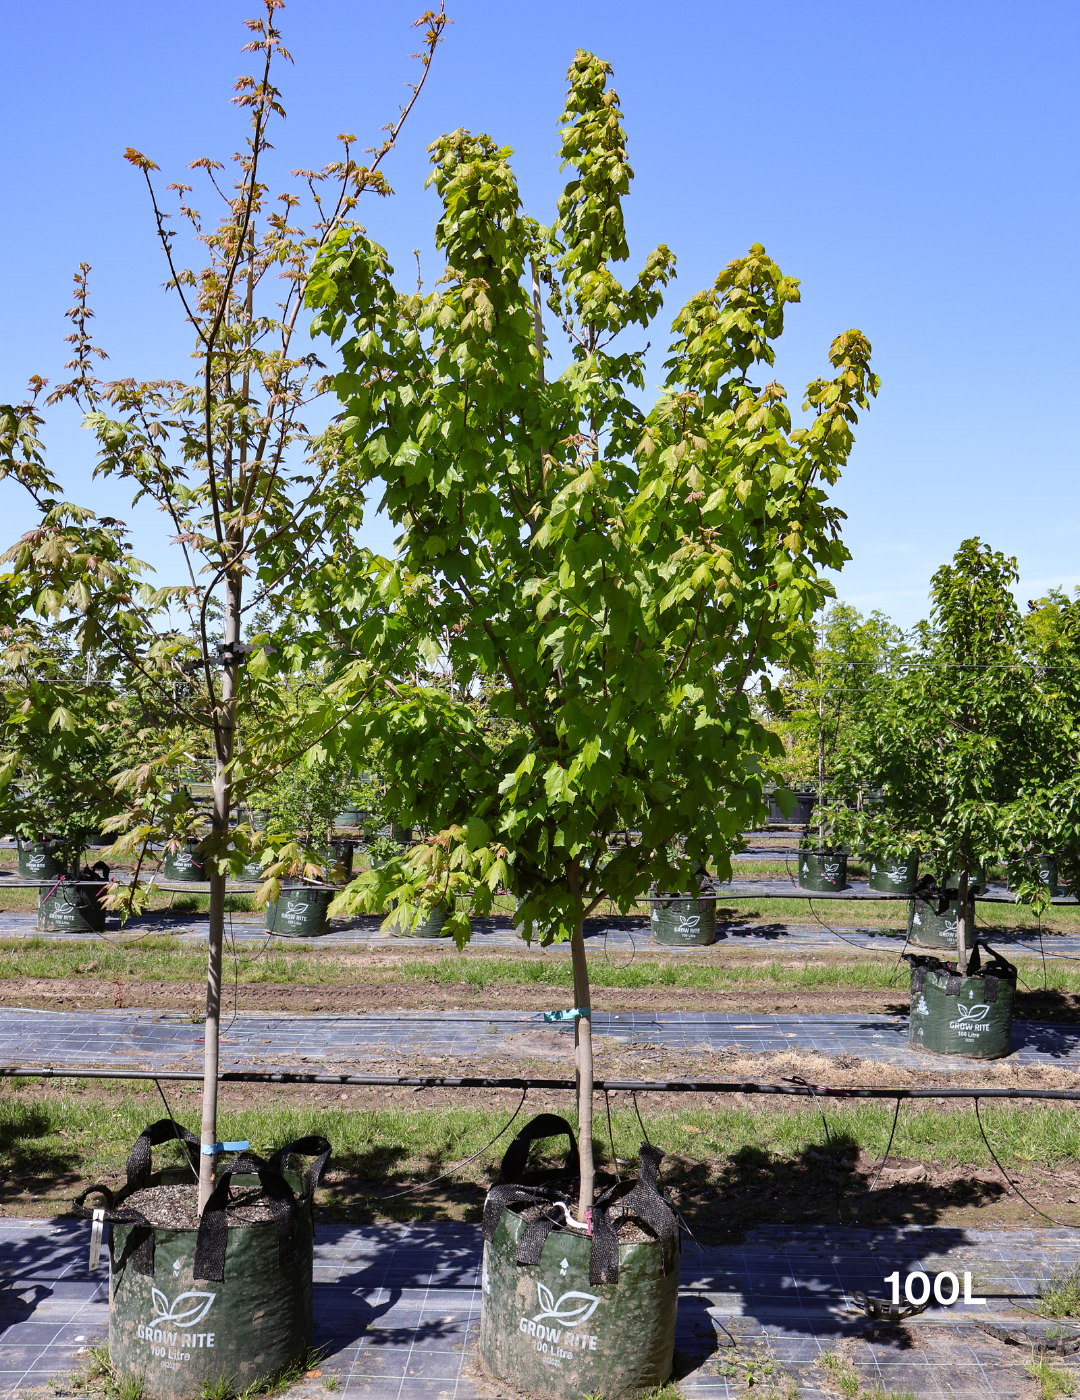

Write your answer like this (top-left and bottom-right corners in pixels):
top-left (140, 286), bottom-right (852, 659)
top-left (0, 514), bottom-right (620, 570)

top-left (309, 51), bottom-right (878, 1219)
top-left (0, 0), bottom-right (448, 1210)
top-left (823, 539), bottom-right (1079, 967)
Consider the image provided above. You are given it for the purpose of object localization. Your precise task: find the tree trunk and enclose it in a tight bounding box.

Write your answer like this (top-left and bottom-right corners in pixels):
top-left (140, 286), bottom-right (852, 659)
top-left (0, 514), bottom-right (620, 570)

top-left (818, 615), bottom-right (825, 843)
top-left (569, 918), bottom-right (594, 1223)
top-left (198, 567), bottom-right (241, 1212)
top-left (956, 868), bottom-right (968, 976)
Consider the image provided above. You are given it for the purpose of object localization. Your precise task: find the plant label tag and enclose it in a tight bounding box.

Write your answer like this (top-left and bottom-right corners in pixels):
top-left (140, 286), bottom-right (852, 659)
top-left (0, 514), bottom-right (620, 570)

top-left (89, 1209), bottom-right (105, 1272)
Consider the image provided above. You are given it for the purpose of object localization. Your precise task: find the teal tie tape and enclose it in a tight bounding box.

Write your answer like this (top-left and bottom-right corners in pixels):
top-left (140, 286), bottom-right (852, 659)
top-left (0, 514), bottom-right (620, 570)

top-left (543, 1006), bottom-right (591, 1023)
top-left (201, 1140), bottom-right (250, 1155)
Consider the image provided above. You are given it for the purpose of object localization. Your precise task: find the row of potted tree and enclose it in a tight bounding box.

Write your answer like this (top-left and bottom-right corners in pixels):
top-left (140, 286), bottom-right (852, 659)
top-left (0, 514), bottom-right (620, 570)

top-left (0, 11), bottom-right (881, 1400)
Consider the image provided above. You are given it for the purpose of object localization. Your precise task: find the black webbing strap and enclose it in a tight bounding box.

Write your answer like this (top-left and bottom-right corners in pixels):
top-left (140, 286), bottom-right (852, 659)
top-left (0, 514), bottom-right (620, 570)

top-left (268, 1134), bottom-right (332, 1200)
top-left (498, 1114), bottom-right (579, 1183)
top-left (126, 1118), bottom-right (200, 1189)
top-left (482, 1114), bottom-right (679, 1287)
top-left (72, 1185), bottom-right (157, 1276)
top-left (912, 966), bottom-right (926, 992)
top-left (193, 1161), bottom-right (299, 1283)
top-left (984, 975), bottom-right (999, 1004)
top-left (945, 975), bottom-right (963, 996)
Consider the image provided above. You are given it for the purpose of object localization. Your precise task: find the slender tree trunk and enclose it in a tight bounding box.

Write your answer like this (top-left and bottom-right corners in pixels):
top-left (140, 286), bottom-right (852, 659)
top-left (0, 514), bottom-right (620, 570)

top-left (198, 565), bottom-right (241, 1212)
top-left (569, 918), bottom-right (594, 1222)
top-left (818, 616), bottom-right (825, 844)
top-left (956, 868), bottom-right (968, 976)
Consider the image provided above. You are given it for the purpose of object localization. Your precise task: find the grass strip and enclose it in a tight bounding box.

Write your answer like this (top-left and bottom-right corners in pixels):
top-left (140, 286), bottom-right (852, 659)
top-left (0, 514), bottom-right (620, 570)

top-left (2, 938), bottom-right (1080, 995)
top-left (4, 1084), bottom-right (1080, 1186)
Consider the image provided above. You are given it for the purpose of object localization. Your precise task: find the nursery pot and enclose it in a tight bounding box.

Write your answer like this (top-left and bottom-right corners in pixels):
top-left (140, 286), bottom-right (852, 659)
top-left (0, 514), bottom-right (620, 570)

top-left (17, 839), bottom-right (66, 881)
top-left (265, 883), bottom-right (332, 936)
top-left (650, 894), bottom-right (717, 945)
top-left (325, 837), bottom-right (354, 879)
top-left (944, 865), bottom-right (987, 895)
top-left (396, 900), bottom-right (454, 939)
top-left (768, 790), bottom-right (816, 825)
top-left (906, 892), bottom-right (976, 951)
top-left (1008, 854), bottom-right (1058, 897)
top-left (162, 840), bottom-right (207, 883)
top-left (477, 1115), bottom-right (680, 1400)
top-left (906, 947), bottom-right (1016, 1059)
top-left (866, 852), bottom-right (919, 895)
top-left (38, 866), bottom-right (109, 933)
top-left (75, 1122), bottom-right (329, 1400)
top-left (797, 849), bottom-right (847, 892)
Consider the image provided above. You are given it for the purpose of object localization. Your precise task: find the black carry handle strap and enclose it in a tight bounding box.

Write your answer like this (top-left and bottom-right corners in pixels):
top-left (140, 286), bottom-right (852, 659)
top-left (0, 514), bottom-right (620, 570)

top-left (194, 1165), bottom-right (299, 1283)
top-left (126, 1118), bottom-right (200, 1189)
top-left (590, 1143), bottom-right (679, 1285)
top-left (498, 1113), bottom-right (579, 1183)
top-left (483, 1114), bottom-right (580, 1249)
top-left (73, 1184), bottom-right (158, 1276)
top-left (268, 1134), bottom-right (332, 1201)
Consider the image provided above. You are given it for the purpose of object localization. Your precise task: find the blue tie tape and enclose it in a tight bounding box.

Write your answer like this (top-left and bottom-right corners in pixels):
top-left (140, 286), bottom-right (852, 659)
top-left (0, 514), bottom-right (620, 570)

top-left (543, 1007), bottom-right (591, 1023)
top-left (200, 1140), bottom-right (250, 1155)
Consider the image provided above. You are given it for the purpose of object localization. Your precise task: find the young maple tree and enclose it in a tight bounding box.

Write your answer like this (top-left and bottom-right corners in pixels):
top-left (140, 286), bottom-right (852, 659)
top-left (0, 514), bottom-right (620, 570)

top-left (309, 50), bottom-right (878, 1218)
top-left (0, 0), bottom-right (448, 1210)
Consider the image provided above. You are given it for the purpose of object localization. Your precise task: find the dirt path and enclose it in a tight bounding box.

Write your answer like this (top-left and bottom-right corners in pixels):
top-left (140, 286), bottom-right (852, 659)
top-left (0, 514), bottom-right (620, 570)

top-left (3, 974), bottom-right (1079, 1021)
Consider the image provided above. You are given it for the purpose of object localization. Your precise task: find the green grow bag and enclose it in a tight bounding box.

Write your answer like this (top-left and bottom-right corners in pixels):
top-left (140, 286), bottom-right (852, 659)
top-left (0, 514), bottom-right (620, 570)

top-left (237, 856), bottom-right (265, 883)
top-left (798, 849), bottom-right (847, 892)
top-left (38, 868), bottom-right (109, 932)
top-left (944, 865), bottom-right (987, 894)
top-left (1008, 854), bottom-right (1058, 897)
top-left (649, 895), bottom-right (717, 945)
top-left (265, 884), bottom-right (332, 936)
top-left (390, 822), bottom-right (413, 843)
top-left (333, 807), bottom-right (361, 828)
top-left (867, 852), bottom-right (919, 894)
top-left (325, 838), bottom-right (354, 879)
top-left (75, 1122), bottom-right (330, 1400)
top-left (17, 839), bottom-right (66, 881)
top-left (906, 892), bottom-right (976, 950)
top-left (907, 947), bottom-right (1016, 1059)
top-left (477, 1115), bottom-right (680, 1400)
top-left (396, 900), bottom-right (454, 939)
top-left (162, 842), bottom-right (207, 883)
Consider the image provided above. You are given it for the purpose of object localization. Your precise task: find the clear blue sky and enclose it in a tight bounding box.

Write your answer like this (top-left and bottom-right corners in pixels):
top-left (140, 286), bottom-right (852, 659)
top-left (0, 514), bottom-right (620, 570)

top-left (3, 0), bottom-right (1078, 629)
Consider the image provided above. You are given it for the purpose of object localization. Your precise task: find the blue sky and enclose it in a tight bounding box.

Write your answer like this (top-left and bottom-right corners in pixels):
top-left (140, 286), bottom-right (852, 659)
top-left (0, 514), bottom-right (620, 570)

top-left (3, 0), bottom-right (1078, 630)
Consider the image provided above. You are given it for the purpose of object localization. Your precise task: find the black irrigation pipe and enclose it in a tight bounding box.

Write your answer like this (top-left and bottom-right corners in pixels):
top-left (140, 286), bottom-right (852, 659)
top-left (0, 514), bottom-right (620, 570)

top-left (4, 1066), bottom-right (1080, 1099)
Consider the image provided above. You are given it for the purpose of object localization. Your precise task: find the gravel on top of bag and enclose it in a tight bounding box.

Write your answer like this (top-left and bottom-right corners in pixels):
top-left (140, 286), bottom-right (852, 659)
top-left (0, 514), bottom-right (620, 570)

top-left (122, 1182), bottom-right (277, 1230)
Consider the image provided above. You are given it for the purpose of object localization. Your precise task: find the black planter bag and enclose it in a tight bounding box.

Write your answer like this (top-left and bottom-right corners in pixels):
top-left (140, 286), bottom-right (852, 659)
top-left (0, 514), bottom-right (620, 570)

top-left (905, 942), bottom-right (1017, 1059)
top-left (478, 1114), bottom-right (680, 1400)
top-left (73, 1120), bottom-right (330, 1400)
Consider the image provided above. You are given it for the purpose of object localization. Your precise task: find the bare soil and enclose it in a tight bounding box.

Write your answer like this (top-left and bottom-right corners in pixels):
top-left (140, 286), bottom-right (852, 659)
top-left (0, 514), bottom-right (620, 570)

top-left (3, 973), bottom-right (1079, 1022)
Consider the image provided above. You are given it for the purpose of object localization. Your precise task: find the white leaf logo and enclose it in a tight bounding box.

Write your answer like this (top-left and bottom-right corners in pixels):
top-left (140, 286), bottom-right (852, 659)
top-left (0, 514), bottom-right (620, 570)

top-left (956, 1004), bottom-right (991, 1023)
top-left (150, 1289), bottom-right (216, 1326)
top-left (677, 915), bottom-right (701, 930)
top-left (533, 1283), bottom-right (601, 1327)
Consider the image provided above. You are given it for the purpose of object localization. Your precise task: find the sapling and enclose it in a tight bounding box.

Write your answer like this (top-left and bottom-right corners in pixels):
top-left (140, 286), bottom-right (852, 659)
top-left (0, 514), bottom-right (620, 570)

top-left (311, 51), bottom-right (878, 1218)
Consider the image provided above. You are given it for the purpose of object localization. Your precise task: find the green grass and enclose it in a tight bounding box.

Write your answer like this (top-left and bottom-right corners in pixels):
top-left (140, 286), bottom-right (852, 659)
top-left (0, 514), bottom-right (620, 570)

top-left (1025, 1355), bottom-right (1075, 1399)
top-left (5, 1086), bottom-right (1080, 1192)
top-left (1, 934), bottom-right (1079, 998)
top-left (1038, 1263), bottom-right (1080, 1318)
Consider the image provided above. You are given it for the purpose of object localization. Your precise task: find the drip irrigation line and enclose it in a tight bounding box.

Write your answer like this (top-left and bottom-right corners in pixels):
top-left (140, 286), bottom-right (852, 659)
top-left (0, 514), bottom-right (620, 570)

top-left (9, 1065), bottom-right (1080, 1098)
top-left (805, 896), bottom-right (889, 954)
top-left (630, 1090), bottom-right (651, 1146)
top-left (153, 1076), bottom-right (200, 1183)
top-left (849, 1095), bottom-right (903, 1226)
top-left (604, 1088), bottom-right (620, 1184)
top-left (376, 1086), bottom-right (528, 1201)
top-left (972, 1097), bottom-right (1070, 1228)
